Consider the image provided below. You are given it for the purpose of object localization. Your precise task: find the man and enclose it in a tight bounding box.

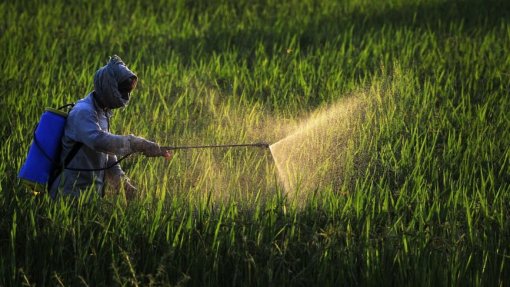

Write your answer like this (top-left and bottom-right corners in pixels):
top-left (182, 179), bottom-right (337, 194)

top-left (50, 55), bottom-right (170, 199)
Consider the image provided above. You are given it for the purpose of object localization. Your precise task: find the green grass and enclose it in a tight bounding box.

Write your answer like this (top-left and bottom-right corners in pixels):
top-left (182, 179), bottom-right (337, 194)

top-left (1, 0), bottom-right (509, 286)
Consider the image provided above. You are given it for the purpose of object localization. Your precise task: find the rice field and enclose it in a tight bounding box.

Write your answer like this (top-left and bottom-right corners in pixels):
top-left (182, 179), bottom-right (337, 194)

top-left (1, 0), bottom-right (509, 286)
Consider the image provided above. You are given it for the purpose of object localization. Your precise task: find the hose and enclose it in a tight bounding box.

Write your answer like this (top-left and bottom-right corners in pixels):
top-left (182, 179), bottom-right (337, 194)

top-left (64, 142), bottom-right (269, 171)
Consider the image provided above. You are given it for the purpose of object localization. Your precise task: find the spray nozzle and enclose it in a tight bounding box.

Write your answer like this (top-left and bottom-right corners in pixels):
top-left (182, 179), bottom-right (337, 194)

top-left (251, 141), bottom-right (270, 148)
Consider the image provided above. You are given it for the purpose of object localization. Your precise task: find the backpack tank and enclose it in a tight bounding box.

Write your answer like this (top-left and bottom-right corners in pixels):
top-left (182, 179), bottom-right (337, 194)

top-left (19, 108), bottom-right (67, 192)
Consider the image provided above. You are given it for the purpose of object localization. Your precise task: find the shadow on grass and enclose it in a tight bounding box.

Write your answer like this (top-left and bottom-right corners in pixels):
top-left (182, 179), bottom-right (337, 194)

top-left (155, 0), bottom-right (510, 62)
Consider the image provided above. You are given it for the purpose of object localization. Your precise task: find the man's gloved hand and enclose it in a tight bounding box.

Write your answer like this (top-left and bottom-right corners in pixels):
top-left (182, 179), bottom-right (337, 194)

top-left (108, 175), bottom-right (137, 201)
top-left (128, 135), bottom-right (166, 157)
top-left (122, 178), bottom-right (137, 201)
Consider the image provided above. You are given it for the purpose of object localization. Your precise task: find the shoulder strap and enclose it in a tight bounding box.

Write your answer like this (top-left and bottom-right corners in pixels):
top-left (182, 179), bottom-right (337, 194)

top-left (61, 102), bottom-right (83, 167)
top-left (47, 142), bottom-right (82, 193)
top-left (63, 142), bottom-right (83, 167)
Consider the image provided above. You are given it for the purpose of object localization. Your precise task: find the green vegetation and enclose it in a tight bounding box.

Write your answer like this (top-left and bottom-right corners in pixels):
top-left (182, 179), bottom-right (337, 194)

top-left (1, 0), bottom-right (509, 285)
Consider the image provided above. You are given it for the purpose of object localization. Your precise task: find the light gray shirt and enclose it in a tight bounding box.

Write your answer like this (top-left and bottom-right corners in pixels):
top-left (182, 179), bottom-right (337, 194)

top-left (49, 93), bottom-right (130, 197)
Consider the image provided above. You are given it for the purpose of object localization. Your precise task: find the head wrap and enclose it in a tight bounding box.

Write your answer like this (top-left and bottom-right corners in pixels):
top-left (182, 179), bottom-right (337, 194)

top-left (93, 55), bottom-right (137, 109)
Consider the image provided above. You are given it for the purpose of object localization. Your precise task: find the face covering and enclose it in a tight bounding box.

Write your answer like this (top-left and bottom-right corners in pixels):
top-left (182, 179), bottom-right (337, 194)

top-left (118, 77), bottom-right (137, 102)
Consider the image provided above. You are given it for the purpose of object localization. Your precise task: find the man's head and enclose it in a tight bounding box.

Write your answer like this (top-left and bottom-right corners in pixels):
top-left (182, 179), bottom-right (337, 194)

top-left (93, 55), bottom-right (138, 109)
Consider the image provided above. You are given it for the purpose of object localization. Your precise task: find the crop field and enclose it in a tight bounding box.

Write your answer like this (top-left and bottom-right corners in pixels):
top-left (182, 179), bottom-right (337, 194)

top-left (1, 0), bottom-right (510, 286)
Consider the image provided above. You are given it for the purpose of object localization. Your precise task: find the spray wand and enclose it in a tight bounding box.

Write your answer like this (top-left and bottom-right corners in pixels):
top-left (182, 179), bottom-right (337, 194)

top-left (162, 142), bottom-right (270, 151)
top-left (63, 142), bottom-right (269, 172)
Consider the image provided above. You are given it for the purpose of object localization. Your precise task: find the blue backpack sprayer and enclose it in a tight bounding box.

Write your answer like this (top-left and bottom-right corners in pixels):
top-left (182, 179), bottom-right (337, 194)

top-left (18, 105), bottom-right (73, 192)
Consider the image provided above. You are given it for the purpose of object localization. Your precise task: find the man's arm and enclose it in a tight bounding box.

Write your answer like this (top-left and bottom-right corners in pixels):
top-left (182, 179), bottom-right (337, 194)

top-left (68, 107), bottom-right (131, 155)
top-left (68, 106), bottom-right (166, 157)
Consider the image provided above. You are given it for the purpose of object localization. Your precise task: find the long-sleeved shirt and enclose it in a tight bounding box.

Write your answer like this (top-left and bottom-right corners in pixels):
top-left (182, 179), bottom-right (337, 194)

top-left (49, 93), bottom-right (130, 197)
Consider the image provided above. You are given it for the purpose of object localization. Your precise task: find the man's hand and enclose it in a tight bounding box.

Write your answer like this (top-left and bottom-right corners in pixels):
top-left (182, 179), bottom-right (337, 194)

top-left (163, 150), bottom-right (173, 161)
top-left (123, 178), bottom-right (137, 201)
top-left (128, 135), bottom-right (167, 157)
top-left (108, 175), bottom-right (137, 201)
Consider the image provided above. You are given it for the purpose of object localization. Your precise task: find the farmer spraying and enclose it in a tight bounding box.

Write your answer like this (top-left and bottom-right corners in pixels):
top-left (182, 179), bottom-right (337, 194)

top-left (49, 55), bottom-right (171, 199)
top-left (19, 55), bottom-right (267, 198)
